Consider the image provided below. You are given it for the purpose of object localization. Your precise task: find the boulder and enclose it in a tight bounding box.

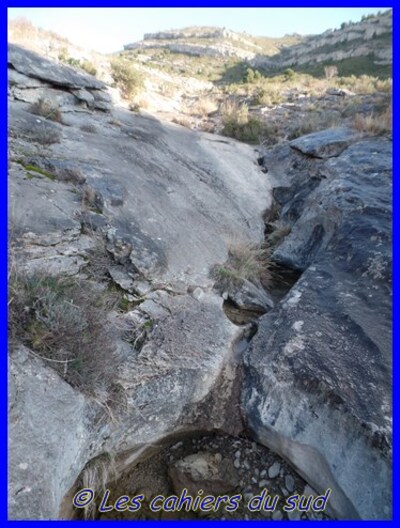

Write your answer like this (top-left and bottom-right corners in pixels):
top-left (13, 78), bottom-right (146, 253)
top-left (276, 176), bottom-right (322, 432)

top-left (169, 452), bottom-right (238, 496)
top-left (289, 127), bottom-right (361, 159)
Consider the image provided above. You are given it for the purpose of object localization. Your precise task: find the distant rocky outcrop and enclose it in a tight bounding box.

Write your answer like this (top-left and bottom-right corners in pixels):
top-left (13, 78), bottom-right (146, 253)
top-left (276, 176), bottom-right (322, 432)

top-left (124, 26), bottom-right (262, 60)
top-left (254, 10), bottom-right (392, 69)
top-left (124, 10), bottom-right (392, 72)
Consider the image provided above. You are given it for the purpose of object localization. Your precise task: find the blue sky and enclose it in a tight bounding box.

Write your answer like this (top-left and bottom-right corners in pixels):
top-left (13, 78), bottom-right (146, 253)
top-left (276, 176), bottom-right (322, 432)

top-left (8, 7), bottom-right (387, 53)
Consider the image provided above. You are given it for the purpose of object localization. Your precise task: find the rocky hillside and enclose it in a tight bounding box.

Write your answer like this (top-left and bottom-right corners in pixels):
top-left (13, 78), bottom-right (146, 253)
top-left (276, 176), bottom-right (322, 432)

top-left (8, 37), bottom-right (392, 522)
top-left (253, 9), bottom-right (392, 76)
top-left (123, 10), bottom-right (391, 77)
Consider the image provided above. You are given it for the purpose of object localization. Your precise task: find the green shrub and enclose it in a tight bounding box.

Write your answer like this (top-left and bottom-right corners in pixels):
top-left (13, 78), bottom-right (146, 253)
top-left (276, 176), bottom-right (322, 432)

top-left (66, 56), bottom-right (81, 68)
top-left (220, 100), bottom-right (270, 143)
top-left (110, 58), bottom-right (144, 99)
top-left (284, 68), bottom-right (296, 81)
top-left (222, 116), bottom-right (264, 143)
top-left (253, 86), bottom-right (284, 106)
top-left (243, 67), bottom-right (262, 83)
top-left (58, 51), bottom-right (97, 77)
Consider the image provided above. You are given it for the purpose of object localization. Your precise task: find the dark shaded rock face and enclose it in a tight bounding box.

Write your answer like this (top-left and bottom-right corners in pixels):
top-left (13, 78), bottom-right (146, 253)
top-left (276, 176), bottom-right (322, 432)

top-left (243, 132), bottom-right (392, 519)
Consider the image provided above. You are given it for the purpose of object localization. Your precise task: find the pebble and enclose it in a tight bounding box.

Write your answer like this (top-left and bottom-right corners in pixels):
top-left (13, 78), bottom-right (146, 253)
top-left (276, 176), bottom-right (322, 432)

top-left (268, 462), bottom-right (281, 479)
top-left (259, 479), bottom-right (268, 488)
top-left (254, 468), bottom-right (259, 476)
top-left (251, 477), bottom-right (258, 484)
top-left (304, 484), bottom-right (317, 497)
top-left (251, 442), bottom-right (258, 451)
top-left (288, 509), bottom-right (302, 520)
top-left (235, 450), bottom-right (241, 459)
top-left (243, 459), bottom-right (250, 470)
top-left (260, 469), bottom-right (267, 478)
top-left (285, 475), bottom-right (295, 492)
top-left (234, 459), bottom-right (241, 469)
top-left (280, 486), bottom-right (289, 497)
top-left (272, 510), bottom-right (284, 520)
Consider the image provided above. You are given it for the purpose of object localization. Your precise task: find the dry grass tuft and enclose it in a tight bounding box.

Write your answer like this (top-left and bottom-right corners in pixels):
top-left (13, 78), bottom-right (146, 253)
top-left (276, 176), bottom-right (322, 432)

top-left (28, 123), bottom-right (62, 145)
top-left (352, 106), bottom-right (392, 135)
top-left (287, 112), bottom-right (339, 140)
top-left (211, 240), bottom-right (273, 287)
top-left (80, 453), bottom-right (117, 519)
top-left (189, 96), bottom-right (218, 117)
top-left (29, 97), bottom-right (63, 123)
top-left (172, 115), bottom-right (192, 128)
top-left (267, 220), bottom-right (292, 247)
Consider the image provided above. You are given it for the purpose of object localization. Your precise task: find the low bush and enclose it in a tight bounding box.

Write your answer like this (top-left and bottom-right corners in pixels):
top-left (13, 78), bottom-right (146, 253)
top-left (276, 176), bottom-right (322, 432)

top-left (80, 60), bottom-right (97, 77)
top-left (267, 220), bottom-right (292, 247)
top-left (172, 115), bottom-right (192, 128)
top-left (284, 68), bottom-right (296, 81)
top-left (110, 58), bottom-right (144, 99)
top-left (222, 115), bottom-right (265, 143)
top-left (243, 67), bottom-right (263, 83)
top-left (252, 86), bottom-right (284, 106)
top-left (8, 272), bottom-right (119, 403)
top-left (221, 100), bottom-right (266, 143)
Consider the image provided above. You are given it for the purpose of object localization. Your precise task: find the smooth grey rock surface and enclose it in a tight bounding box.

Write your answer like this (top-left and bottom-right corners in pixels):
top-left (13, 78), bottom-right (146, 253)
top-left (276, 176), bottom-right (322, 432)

top-left (8, 50), bottom-right (270, 520)
top-left (8, 346), bottom-right (90, 520)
